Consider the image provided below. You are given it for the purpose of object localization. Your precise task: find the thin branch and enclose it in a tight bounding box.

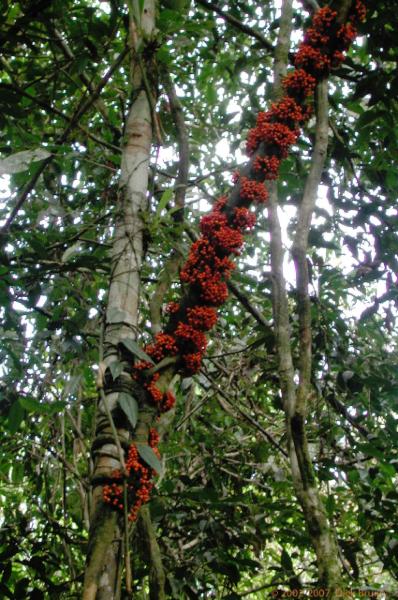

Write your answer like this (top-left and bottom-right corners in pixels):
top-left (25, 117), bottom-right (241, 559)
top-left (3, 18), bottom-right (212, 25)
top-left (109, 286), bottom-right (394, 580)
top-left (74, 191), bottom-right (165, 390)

top-left (202, 368), bottom-right (288, 458)
top-left (195, 0), bottom-right (274, 52)
top-left (326, 391), bottom-right (369, 438)
top-left (239, 580), bottom-right (289, 597)
top-left (51, 27), bottom-right (121, 138)
top-left (219, 465), bottom-right (272, 491)
top-left (162, 71), bottom-right (189, 220)
top-left (292, 80), bottom-right (329, 415)
top-left (1, 70), bottom-right (122, 154)
top-left (150, 70), bottom-right (190, 333)
top-left (227, 279), bottom-right (272, 331)
top-left (0, 45), bottom-right (129, 235)
top-left (175, 392), bottom-right (211, 431)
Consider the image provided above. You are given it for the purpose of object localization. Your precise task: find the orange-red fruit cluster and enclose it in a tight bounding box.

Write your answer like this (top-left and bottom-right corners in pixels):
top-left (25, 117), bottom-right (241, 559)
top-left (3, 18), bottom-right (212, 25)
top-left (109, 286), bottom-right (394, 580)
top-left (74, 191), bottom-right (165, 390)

top-left (161, 390), bottom-right (176, 412)
top-left (109, 0), bottom-right (365, 522)
top-left (269, 96), bottom-right (307, 124)
top-left (253, 156), bottom-right (281, 180)
top-left (352, 0), bottom-right (366, 23)
top-left (239, 176), bottom-right (269, 204)
top-left (182, 352), bottom-right (203, 374)
top-left (247, 2), bottom-right (365, 162)
top-left (145, 372), bottom-right (163, 403)
top-left (175, 321), bottom-right (207, 353)
top-left (246, 116), bottom-right (299, 158)
top-left (103, 429), bottom-right (160, 521)
top-left (234, 206), bottom-right (257, 230)
top-left (165, 301), bottom-right (180, 314)
top-left (187, 306), bottom-right (218, 331)
top-left (294, 44), bottom-right (332, 75)
top-left (282, 69), bottom-right (317, 99)
top-left (146, 333), bottom-right (178, 362)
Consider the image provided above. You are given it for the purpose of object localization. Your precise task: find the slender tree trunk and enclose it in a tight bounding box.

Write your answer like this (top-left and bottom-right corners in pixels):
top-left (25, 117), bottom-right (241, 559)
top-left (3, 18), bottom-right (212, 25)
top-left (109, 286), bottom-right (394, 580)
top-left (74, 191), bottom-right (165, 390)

top-left (82, 2), bottom-right (157, 598)
top-left (268, 0), bottom-right (344, 592)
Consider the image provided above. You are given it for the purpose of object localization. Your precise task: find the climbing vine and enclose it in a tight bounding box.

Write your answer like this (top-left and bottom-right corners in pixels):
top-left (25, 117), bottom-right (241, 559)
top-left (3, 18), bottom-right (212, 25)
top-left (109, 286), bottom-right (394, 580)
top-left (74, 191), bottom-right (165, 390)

top-left (103, 0), bottom-right (366, 519)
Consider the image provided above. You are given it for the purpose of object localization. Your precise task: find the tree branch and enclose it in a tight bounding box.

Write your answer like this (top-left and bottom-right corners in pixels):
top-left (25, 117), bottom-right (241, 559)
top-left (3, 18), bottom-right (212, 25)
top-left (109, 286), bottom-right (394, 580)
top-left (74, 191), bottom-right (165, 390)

top-left (195, 0), bottom-right (274, 52)
top-left (292, 79), bottom-right (329, 416)
top-left (162, 71), bottom-right (189, 220)
top-left (266, 0), bottom-right (343, 592)
top-left (0, 79), bottom-right (121, 153)
top-left (149, 70), bottom-right (190, 334)
top-left (0, 45), bottom-right (129, 235)
top-left (138, 506), bottom-right (166, 600)
top-left (50, 27), bottom-right (121, 139)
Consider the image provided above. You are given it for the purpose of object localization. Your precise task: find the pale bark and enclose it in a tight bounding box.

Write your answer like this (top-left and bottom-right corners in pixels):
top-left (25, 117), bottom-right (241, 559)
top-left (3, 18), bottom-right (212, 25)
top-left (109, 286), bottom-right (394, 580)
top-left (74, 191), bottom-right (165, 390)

top-left (82, 2), bottom-right (156, 599)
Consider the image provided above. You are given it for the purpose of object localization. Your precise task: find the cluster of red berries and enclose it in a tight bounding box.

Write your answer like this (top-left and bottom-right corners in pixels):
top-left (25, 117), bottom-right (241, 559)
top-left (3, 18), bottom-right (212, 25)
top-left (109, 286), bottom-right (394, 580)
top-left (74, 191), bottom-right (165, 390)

top-left (132, 361), bottom-right (176, 413)
top-left (234, 206), bottom-right (257, 229)
top-left (253, 156), bottom-right (281, 180)
top-left (146, 333), bottom-right (178, 362)
top-left (165, 301), bottom-right (180, 314)
top-left (239, 176), bottom-right (269, 204)
top-left (130, 0), bottom-right (366, 402)
top-left (187, 306), bottom-right (218, 330)
top-left (105, 0), bottom-right (366, 520)
top-left (283, 68), bottom-right (317, 100)
top-left (103, 428), bottom-right (160, 521)
top-left (246, 2), bottom-right (365, 167)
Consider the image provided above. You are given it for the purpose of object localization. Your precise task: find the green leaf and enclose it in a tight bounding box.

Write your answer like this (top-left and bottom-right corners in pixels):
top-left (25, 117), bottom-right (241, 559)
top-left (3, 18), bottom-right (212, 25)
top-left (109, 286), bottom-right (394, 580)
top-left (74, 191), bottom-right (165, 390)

top-left (0, 148), bottom-right (51, 175)
top-left (157, 188), bottom-right (174, 215)
top-left (156, 46), bottom-right (172, 65)
top-left (11, 462), bottom-right (24, 484)
top-left (120, 338), bottom-right (154, 363)
top-left (281, 548), bottom-right (294, 572)
top-left (61, 242), bottom-right (80, 263)
top-left (0, 582), bottom-right (13, 599)
top-left (205, 84), bottom-right (217, 105)
top-left (65, 375), bottom-right (82, 397)
top-left (209, 560), bottom-right (240, 584)
top-left (109, 360), bottom-right (124, 380)
top-left (19, 396), bottom-right (47, 414)
top-left (47, 400), bottom-right (66, 415)
top-left (137, 444), bottom-right (163, 475)
top-left (118, 392), bottom-right (138, 428)
top-left (7, 401), bottom-right (24, 433)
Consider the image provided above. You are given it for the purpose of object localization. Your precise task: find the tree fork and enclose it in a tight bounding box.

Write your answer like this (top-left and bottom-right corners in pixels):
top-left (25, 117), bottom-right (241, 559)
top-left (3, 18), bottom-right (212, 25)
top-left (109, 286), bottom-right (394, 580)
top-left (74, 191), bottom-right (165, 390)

top-left (268, 0), bottom-right (357, 594)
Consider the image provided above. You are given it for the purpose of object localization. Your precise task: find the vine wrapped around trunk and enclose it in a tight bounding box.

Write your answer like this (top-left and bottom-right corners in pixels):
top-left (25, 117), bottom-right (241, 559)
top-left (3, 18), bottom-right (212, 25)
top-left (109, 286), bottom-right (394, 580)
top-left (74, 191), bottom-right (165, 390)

top-left (103, 0), bottom-right (366, 519)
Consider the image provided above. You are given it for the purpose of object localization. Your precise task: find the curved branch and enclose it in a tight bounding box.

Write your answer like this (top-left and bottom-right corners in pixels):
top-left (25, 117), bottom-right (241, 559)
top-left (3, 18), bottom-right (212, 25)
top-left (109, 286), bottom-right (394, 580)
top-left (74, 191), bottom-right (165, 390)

top-left (195, 0), bottom-right (274, 52)
top-left (0, 46), bottom-right (129, 236)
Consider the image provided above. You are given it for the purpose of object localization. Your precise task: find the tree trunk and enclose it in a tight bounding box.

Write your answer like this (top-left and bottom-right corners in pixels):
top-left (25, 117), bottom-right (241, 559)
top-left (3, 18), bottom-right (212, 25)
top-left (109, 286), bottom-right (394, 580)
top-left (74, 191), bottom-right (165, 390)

top-left (82, 2), bottom-right (157, 598)
top-left (268, 0), bottom-right (344, 593)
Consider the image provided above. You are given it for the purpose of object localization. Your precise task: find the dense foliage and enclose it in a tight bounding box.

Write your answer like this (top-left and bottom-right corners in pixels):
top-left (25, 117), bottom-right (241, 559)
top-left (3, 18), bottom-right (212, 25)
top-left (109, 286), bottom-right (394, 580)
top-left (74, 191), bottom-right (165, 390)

top-left (0, 0), bottom-right (397, 598)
